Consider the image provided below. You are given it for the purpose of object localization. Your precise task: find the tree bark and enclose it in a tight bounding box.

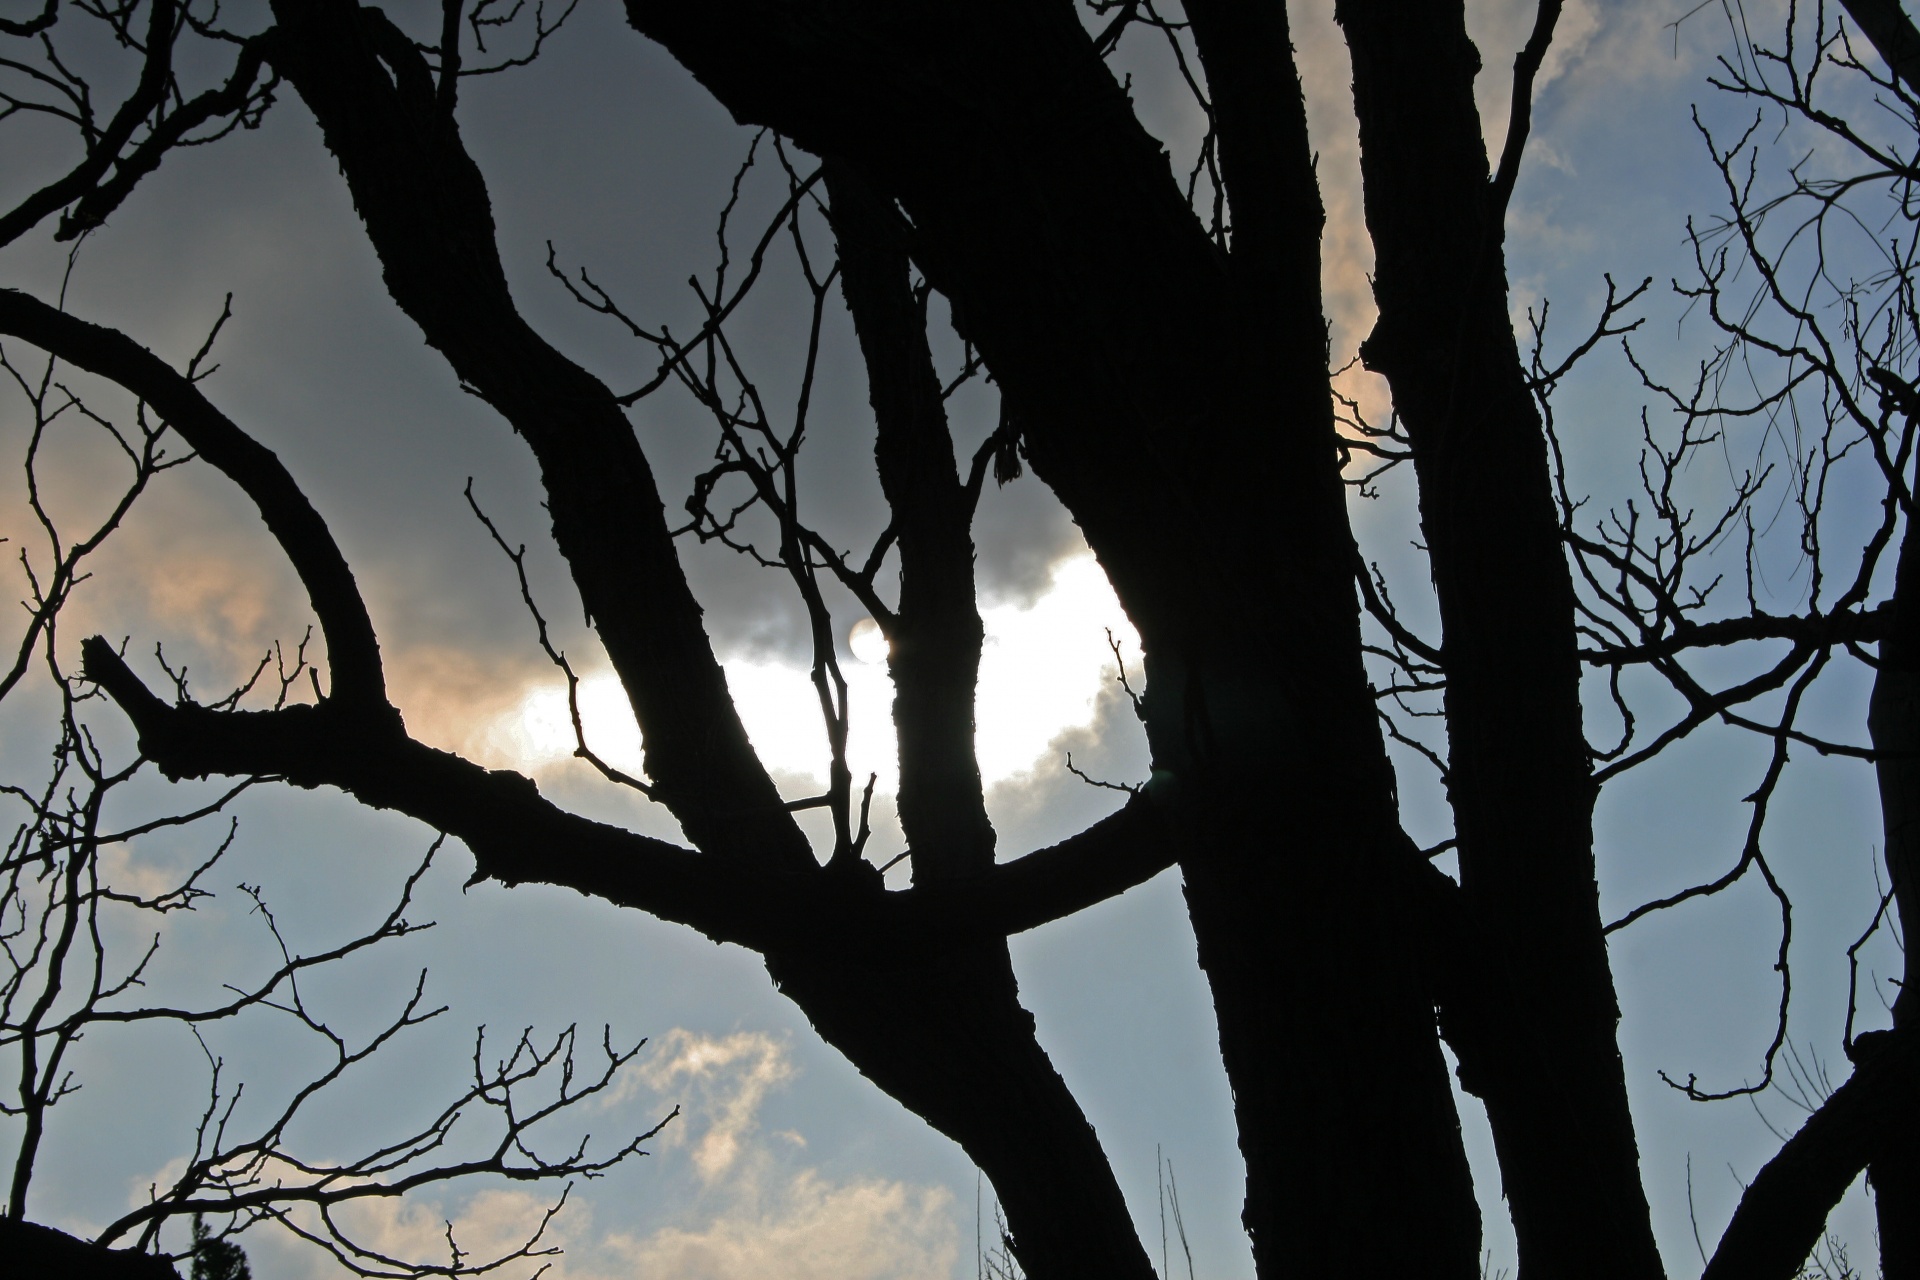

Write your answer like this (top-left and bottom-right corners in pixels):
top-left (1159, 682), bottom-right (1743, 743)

top-left (624, 4), bottom-right (1483, 1275)
top-left (1334, 1), bottom-right (1664, 1276)
top-left (1866, 507), bottom-right (1920, 1277)
top-left (1701, 1026), bottom-right (1920, 1280)
top-left (822, 159), bottom-right (1155, 1278)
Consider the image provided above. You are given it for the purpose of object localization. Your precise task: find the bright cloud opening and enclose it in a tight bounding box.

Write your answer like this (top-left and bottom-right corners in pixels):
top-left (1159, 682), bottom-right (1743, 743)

top-left (493, 552), bottom-right (1140, 792)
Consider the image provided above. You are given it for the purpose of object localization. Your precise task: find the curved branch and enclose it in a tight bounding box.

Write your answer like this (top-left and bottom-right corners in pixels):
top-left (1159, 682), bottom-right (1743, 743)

top-left (80, 636), bottom-right (1176, 953)
top-left (1702, 1027), bottom-right (1920, 1280)
top-left (259, 0), bottom-right (806, 867)
top-left (0, 289), bottom-right (391, 713)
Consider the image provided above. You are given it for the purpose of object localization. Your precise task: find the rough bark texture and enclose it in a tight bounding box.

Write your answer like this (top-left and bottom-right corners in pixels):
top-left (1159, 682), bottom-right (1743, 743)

top-left (1867, 514), bottom-right (1920, 1277)
top-left (1335, 1), bottom-right (1663, 1275)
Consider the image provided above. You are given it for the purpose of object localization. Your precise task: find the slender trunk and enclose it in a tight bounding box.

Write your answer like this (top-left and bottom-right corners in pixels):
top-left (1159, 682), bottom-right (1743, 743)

top-left (822, 160), bottom-right (1154, 1278)
top-left (824, 160), bottom-right (995, 883)
top-left (1335, 2), bottom-right (1662, 1275)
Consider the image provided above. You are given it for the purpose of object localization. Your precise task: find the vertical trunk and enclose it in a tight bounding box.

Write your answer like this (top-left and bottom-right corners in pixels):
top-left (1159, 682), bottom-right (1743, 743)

top-left (1866, 512), bottom-right (1920, 1278)
top-left (825, 159), bottom-right (1154, 1279)
top-left (825, 160), bottom-right (995, 882)
top-left (1130, 449), bottom-right (1480, 1280)
top-left (1335, 2), bottom-right (1663, 1276)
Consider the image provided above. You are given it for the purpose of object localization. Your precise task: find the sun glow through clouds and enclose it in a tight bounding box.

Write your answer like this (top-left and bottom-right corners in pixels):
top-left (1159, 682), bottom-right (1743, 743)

top-left (498, 554), bottom-right (1139, 793)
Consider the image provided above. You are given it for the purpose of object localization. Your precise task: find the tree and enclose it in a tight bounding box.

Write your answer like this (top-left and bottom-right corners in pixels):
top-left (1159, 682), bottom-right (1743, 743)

top-left (0, 0), bottom-right (1916, 1277)
top-left (0, 223), bottom-right (667, 1280)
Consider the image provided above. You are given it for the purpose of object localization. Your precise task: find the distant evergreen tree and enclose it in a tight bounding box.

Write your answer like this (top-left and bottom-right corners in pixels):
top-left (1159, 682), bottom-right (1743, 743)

top-left (190, 1216), bottom-right (252, 1280)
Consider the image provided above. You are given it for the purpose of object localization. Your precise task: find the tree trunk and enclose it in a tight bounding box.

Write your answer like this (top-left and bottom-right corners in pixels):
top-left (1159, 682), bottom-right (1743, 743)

top-left (622, 5), bottom-right (1486, 1274)
top-left (1866, 509), bottom-right (1920, 1278)
top-left (822, 159), bottom-right (1154, 1279)
top-left (1335, 1), bottom-right (1664, 1275)
top-left (770, 945), bottom-right (1155, 1280)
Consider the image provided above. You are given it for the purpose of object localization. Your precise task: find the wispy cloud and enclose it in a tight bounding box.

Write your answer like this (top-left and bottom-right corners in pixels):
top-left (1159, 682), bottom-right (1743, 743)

top-left (605, 1170), bottom-right (958, 1280)
top-left (630, 1028), bottom-right (797, 1183)
top-left (236, 1026), bottom-right (962, 1280)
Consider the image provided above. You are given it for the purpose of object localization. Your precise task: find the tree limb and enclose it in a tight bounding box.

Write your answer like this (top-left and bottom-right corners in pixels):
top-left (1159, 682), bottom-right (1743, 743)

top-left (260, 0), bottom-right (808, 868)
top-left (79, 636), bottom-right (1175, 953)
top-left (1702, 1028), bottom-right (1920, 1280)
top-left (0, 288), bottom-right (391, 713)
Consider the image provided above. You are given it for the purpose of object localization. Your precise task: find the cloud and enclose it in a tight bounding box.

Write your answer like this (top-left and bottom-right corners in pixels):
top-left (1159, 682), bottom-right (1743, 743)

top-left (244, 1185), bottom-right (569, 1280)
top-left (595, 1028), bottom-right (958, 1280)
top-left (96, 840), bottom-right (188, 904)
top-left (629, 1028), bottom-right (797, 1183)
top-left (487, 549), bottom-right (1141, 806)
top-left (278, 1167), bottom-right (959, 1280)
top-left (606, 1171), bottom-right (959, 1280)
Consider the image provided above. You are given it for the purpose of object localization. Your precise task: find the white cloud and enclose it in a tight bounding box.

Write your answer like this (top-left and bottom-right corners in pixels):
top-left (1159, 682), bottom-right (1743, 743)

top-left (491, 551), bottom-right (1141, 798)
top-left (631, 1029), bottom-right (796, 1183)
top-left (578, 1028), bottom-right (960, 1280)
top-left (97, 840), bottom-right (188, 904)
top-left (606, 1170), bottom-right (958, 1280)
top-left (182, 1021), bottom-right (957, 1280)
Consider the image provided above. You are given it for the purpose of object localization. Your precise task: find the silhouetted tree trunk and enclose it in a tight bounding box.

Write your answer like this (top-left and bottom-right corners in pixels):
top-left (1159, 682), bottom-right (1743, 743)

top-left (1867, 500), bottom-right (1920, 1279)
top-left (14, 1), bottom-right (1913, 1277)
top-left (0, 1219), bottom-right (180, 1280)
top-left (1336, 1), bottom-right (1664, 1274)
top-left (625, 4), bottom-right (1486, 1274)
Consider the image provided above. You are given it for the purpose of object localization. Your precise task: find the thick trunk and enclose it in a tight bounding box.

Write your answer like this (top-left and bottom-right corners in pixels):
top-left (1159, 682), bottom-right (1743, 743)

top-left (1335, 2), bottom-right (1662, 1276)
top-left (1173, 765), bottom-right (1480, 1280)
top-left (1866, 511), bottom-right (1920, 1276)
top-left (0, 1220), bottom-right (180, 1280)
top-left (622, 5), bottom-right (1483, 1274)
top-left (1171, 8), bottom-right (1481, 1272)
top-left (770, 945), bottom-right (1155, 1280)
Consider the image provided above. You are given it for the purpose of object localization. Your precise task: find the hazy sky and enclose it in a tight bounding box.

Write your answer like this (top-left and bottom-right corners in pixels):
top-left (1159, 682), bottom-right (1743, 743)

top-left (0, 0), bottom-right (1905, 1276)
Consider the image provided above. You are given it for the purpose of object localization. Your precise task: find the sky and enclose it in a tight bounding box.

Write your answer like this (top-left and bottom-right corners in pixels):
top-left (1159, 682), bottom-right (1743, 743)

top-left (0, 0), bottom-right (1908, 1276)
